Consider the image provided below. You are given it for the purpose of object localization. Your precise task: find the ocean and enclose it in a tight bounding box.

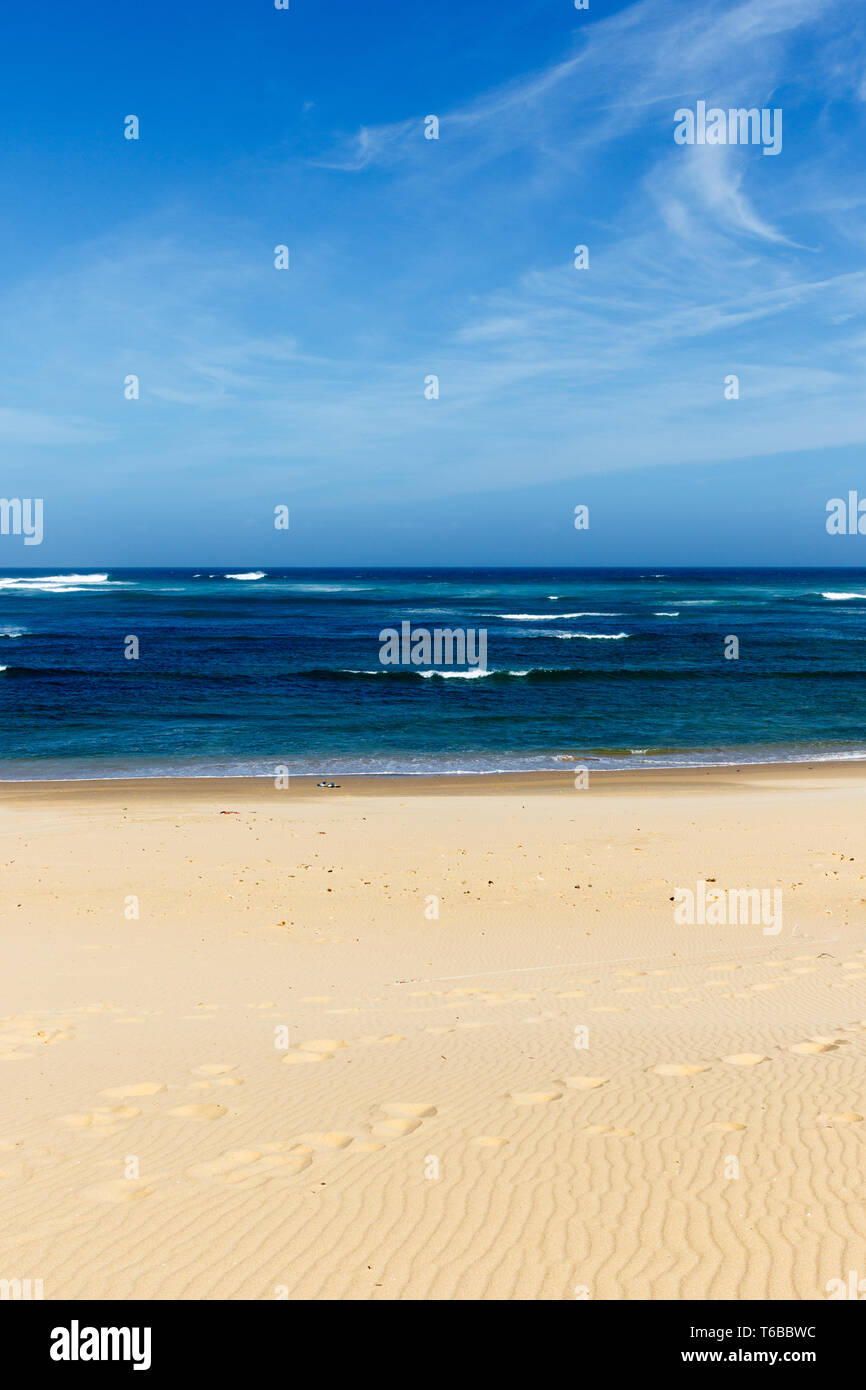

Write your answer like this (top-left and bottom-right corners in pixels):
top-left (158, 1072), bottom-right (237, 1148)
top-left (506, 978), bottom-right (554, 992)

top-left (1, 567), bottom-right (865, 779)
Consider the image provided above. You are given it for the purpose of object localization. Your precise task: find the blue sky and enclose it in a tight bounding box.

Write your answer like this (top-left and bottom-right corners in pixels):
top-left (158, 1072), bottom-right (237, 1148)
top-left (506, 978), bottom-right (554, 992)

top-left (2, 0), bottom-right (866, 565)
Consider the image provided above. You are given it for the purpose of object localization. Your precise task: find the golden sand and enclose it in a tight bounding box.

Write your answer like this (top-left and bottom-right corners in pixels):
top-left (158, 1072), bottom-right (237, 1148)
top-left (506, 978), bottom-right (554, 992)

top-left (0, 763), bottom-right (864, 1299)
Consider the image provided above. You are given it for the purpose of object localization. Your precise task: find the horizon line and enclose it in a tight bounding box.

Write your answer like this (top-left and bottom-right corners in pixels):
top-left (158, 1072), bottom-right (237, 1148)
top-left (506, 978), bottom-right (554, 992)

top-left (2, 564), bottom-right (866, 574)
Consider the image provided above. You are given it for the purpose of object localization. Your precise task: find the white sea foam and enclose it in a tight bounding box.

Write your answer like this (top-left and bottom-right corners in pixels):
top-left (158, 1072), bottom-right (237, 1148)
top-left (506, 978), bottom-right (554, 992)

top-left (417, 668), bottom-right (491, 678)
top-left (340, 667), bottom-right (544, 678)
top-left (224, 571), bottom-right (266, 581)
top-left (0, 573), bottom-right (129, 593)
top-left (0, 626), bottom-right (26, 637)
top-left (655, 611), bottom-right (680, 616)
top-left (0, 572), bottom-right (107, 587)
top-left (547, 631), bottom-right (629, 640)
top-left (821, 591), bottom-right (866, 600)
top-left (495, 612), bottom-right (622, 620)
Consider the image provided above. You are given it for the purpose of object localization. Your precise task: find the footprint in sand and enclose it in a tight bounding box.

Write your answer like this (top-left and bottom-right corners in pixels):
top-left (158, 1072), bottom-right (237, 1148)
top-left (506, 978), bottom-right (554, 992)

top-left (722, 1054), bottom-right (768, 1067)
top-left (705, 1121), bottom-right (747, 1132)
top-left (651, 1064), bottom-right (709, 1077)
top-left (789, 1041), bottom-right (837, 1055)
top-left (562, 1076), bottom-right (608, 1090)
top-left (507, 1091), bottom-right (562, 1105)
top-left (297, 1132), bottom-right (355, 1150)
top-left (470, 1136), bottom-right (509, 1148)
top-left (816, 1112), bottom-right (863, 1126)
top-left (168, 1104), bottom-right (227, 1121)
top-left (283, 1039), bottom-right (347, 1064)
top-left (189, 1146), bottom-right (313, 1186)
top-left (191, 1064), bottom-right (237, 1076)
top-left (61, 1106), bottom-right (141, 1132)
top-left (370, 1102), bottom-right (437, 1140)
top-left (372, 1117), bottom-right (425, 1138)
top-left (99, 1083), bottom-right (166, 1098)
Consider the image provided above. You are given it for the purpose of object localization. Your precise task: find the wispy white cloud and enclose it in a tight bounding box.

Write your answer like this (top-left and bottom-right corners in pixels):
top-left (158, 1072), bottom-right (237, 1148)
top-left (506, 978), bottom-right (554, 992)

top-left (656, 146), bottom-right (799, 246)
top-left (315, 0), bottom-right (841, 180)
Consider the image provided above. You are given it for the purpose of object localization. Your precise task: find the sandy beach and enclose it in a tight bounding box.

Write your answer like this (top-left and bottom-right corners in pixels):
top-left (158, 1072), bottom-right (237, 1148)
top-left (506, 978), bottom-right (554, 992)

top-left (1, 763), bottom-right (865, 1300)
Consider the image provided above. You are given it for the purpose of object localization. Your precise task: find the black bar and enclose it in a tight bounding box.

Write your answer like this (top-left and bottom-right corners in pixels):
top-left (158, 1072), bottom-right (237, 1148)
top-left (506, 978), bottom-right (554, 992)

top-left (4, 1299), bottom-right (858, 1375)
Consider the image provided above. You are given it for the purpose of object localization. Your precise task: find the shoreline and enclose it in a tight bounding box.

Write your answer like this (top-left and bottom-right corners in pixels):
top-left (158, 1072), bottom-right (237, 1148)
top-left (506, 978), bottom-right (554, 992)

top-left (3, 756), bottom-right (866, 802)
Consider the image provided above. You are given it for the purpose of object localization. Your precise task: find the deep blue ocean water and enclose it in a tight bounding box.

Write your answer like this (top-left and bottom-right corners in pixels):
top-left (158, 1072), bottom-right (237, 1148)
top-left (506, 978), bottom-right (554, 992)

top-left (1, 567), bottom-right (865, 778)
